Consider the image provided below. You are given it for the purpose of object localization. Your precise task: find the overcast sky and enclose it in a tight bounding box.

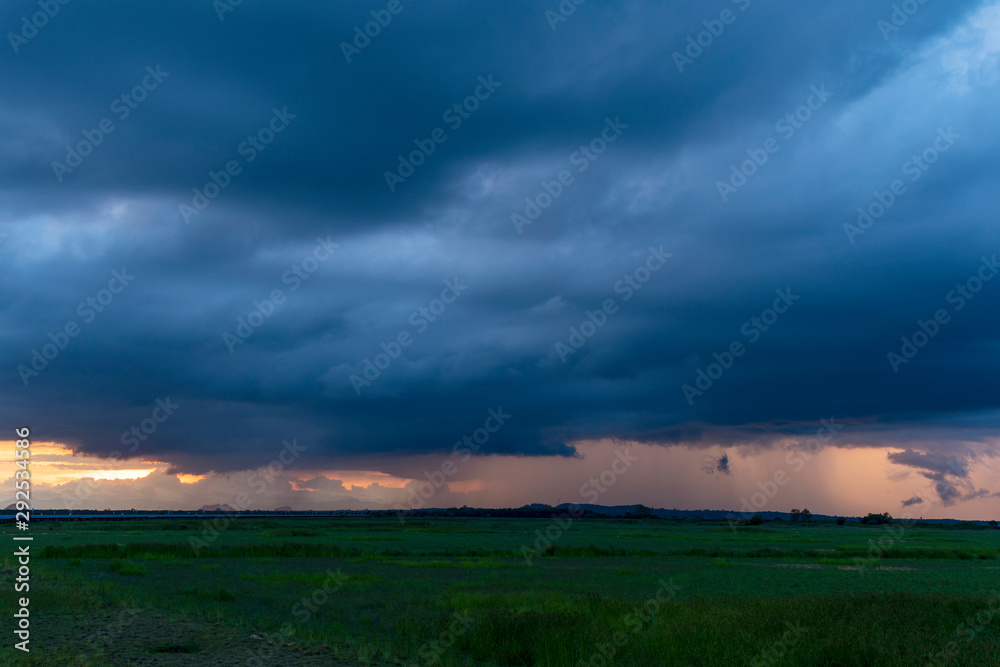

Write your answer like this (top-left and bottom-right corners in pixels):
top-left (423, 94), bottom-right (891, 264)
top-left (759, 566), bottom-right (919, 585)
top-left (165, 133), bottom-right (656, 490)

top-left (2, 0), bottom-right (999, 517)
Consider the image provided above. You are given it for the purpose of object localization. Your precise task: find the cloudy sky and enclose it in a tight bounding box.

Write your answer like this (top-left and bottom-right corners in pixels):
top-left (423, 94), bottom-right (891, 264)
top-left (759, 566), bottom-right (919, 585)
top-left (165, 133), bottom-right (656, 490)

top-left (2, 0), bottom-right (999, 519)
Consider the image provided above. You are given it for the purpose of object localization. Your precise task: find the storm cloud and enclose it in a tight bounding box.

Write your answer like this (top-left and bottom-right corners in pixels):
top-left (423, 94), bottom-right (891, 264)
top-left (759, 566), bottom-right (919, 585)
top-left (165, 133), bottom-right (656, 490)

top-left (2, 0), bottom-right (1000, 505)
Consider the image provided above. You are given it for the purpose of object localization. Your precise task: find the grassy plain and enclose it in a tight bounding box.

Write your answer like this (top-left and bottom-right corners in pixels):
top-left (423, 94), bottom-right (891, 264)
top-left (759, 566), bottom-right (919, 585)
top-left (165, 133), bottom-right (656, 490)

top-left (1, 517), bottom-right (999, 666)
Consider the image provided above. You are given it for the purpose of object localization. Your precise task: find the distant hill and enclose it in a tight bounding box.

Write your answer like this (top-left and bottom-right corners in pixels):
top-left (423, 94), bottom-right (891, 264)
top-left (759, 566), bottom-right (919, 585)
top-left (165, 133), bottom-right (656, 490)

top-left (554, 504), bottom-right (814, 521)
top-left (198, 504), bottom-right (235, 512)
top-left (274, 506), bottom-right (293, 511)
top-left (520, 503), bottom-right (774, 519)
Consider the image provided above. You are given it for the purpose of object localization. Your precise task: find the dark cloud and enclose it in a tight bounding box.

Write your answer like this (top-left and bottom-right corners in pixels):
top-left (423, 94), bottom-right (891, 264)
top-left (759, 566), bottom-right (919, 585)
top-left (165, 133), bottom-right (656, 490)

top-left (295, 476), bottom-right (347, 492)
top-left (901, 496), bottom-right (923, 507)
top-left (702, 451), bottom-right (731, 476)
top-left (2, 0), bottom-right (999, 484)
top-left (887, 449), bottom-right (970, 478)
top-left (717, 453), bottom-right (731, 475)
top-left (962, 488), bottom-right (992, 501)
top-left (887, 449), bottom-right (981, 506)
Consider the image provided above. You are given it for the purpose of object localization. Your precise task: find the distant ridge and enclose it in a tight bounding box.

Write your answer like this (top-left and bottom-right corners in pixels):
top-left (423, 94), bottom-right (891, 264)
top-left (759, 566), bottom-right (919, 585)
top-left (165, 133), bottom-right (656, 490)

top-left (516, 503), bottom-right (800, 520)
top-left (556, 504), bottom-right (792, 520)
top-left (197, 503), bottom-right (235, 512)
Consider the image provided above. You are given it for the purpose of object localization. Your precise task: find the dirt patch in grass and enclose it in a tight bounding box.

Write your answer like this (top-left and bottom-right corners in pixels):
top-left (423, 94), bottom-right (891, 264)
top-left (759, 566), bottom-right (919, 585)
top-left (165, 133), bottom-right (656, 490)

top-left (1, 608), bottom-right (368, 666)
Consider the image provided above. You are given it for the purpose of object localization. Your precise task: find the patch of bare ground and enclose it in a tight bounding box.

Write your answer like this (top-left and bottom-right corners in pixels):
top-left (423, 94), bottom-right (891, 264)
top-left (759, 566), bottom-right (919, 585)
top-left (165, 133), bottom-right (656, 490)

top-left (23, 609), bottom-right (376, 666)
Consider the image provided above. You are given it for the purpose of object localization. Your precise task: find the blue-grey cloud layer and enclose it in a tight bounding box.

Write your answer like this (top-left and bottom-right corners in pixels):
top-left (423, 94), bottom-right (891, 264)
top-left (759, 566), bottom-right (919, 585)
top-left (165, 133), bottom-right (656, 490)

top-left (2, 0), bottom-right (998, 482)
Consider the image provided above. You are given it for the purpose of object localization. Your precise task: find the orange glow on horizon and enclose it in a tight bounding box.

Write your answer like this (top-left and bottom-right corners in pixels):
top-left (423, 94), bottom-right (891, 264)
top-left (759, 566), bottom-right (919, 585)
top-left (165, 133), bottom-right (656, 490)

top-left (1, 440), bottom-right (996, 520)
top-left (448, 479), bottom-right (487, 493)
top-left (292, 470), bottom-right (411, 490)
top-left (0, 441), bottom-right (76, 459)
top-left (82, 469), bottom-right (157, 481)
top-left (0, 440), bottom-right (163, 485)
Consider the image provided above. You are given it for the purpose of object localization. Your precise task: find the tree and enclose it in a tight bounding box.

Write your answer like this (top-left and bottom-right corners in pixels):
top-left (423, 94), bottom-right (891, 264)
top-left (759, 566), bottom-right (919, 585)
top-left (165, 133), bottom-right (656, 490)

top-left (749, 514), bottom-right (763, 526)
top-left (801, 508), bottom-right (812, 523)
top-left (625, 504), bottom-right (655, 519)
top-left (790, 508), bottom-right (801, 522)
top-left (633, 504), bottom-right (654, 518)
top-left (836, 516), bottom-right (846, 526)
top-left (989, 520), bottom-right (998, 529)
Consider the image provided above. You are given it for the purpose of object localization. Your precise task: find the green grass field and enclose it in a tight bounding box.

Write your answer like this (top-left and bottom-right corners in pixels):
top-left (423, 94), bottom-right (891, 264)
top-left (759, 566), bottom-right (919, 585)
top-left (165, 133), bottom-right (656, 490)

top-left (2, 517), bottom-right (999, 665)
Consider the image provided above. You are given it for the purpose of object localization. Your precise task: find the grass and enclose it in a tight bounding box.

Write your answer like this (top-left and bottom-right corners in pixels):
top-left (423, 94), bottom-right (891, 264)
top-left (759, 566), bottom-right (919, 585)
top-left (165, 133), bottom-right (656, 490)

top-left (1, 517), bottom-right (998, 665)
top-left (107, 559), bottom-right (146, 576)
